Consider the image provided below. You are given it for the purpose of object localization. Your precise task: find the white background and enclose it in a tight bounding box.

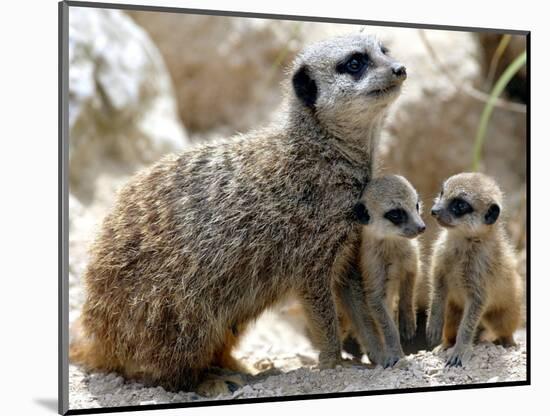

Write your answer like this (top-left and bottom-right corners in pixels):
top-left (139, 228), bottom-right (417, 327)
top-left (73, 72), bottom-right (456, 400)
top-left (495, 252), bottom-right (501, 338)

top-left (0, 0), bottom-right (545, 415)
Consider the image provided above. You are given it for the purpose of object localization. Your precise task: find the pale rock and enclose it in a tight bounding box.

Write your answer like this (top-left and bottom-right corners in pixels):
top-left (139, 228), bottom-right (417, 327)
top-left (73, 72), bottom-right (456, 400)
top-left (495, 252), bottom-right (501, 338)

top-left (68, 7), bottom-right (187, 203)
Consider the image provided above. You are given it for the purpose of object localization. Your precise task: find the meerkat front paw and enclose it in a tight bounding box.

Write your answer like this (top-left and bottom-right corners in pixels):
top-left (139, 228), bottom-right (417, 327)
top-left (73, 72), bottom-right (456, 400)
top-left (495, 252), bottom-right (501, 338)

top-left (426, 321), bottom-right (443, 349)
top-left (399, 314), bottom-right (417, 342)
top-left (445, 345), bottom-right (472, 368)
top-left (381, 353), bottom-right (402, 369)
top-left (445, 352), bottom-right (463, 368)
top-left (365, 349), bottom-right (386, 366)
top-left (380, 346), bottom-right (404, 369)
top-left (318, 351), bottom-right (342, 370)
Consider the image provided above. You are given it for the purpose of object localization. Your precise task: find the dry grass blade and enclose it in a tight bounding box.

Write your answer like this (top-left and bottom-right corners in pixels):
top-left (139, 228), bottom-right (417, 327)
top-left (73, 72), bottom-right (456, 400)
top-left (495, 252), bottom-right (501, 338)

top-left (419, 30), bottom-right (526, 114)
top-left (485, 34), bottom-right (512, 89)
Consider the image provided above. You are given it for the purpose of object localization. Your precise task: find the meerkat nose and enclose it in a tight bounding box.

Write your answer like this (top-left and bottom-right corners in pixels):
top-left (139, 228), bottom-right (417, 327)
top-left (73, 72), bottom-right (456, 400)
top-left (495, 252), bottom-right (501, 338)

top-left (391, 64), bottom-right (407, 80)
top-left (418, 224), bottom-right (426, 234)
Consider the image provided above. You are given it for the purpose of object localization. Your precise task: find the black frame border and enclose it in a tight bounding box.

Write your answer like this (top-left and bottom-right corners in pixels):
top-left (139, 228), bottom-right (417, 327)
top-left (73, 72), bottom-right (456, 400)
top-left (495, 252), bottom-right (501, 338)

top-left (59, 1), bottom-right (70, 414)
top-left (64, 0), bottom-right (529, 34)
top-left (59, 1), bottom-right (531, 415)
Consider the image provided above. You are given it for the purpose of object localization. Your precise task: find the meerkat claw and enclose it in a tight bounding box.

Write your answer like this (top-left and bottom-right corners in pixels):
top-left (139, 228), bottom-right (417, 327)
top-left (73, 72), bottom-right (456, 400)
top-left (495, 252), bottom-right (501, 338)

top-left (383, 356), bottom-right (401, 369)
top-left (445, 354), bottom-right (463, 368)
top-left (225, 381), bottom-right (240, 393)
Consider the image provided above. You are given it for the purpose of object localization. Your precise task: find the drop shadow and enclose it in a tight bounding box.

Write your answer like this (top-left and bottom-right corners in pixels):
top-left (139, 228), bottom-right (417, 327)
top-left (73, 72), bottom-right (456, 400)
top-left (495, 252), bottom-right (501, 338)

top-left (33, 398), bottom-right (58, 413)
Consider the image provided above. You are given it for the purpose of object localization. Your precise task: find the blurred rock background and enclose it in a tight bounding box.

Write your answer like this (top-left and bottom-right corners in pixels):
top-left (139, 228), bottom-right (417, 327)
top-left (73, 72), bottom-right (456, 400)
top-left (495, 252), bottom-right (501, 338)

top-left (67, 7), bottom-right (527, 356)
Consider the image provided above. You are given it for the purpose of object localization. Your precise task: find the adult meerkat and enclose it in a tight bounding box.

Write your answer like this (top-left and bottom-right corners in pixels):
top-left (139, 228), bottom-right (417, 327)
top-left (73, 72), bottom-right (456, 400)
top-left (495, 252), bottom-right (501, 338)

top-left (426, 172), bottom-right (523, 367)
top-left (337, 175), bottom-right (425, 367)
top-left (70, 34), bottom-right (408, 395)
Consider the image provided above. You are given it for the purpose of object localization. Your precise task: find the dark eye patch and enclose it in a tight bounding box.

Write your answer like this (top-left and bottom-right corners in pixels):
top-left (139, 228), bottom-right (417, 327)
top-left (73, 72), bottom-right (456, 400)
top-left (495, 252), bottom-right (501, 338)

top-left (384, 208), bottom-right (408, 226)
top-left (381, 45), bottom-right (389, 55)
top-left (336, 53), bottom-right (369, 79)
top-left (448, 198), bottom-right (473, 217)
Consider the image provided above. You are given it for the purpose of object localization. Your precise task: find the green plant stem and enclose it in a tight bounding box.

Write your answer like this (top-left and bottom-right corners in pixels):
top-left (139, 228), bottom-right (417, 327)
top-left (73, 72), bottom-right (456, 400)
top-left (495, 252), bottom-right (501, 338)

top-left (472, 50), bottom-right (526, 171)
top-left (486, 34), bottom-right (511, 87)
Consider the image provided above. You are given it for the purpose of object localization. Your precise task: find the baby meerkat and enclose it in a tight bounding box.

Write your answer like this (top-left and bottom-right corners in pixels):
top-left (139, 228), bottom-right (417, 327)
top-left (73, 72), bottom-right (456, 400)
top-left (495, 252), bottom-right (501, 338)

top-left (426, 172), bottom-right (523, 368)
top-left (337, 175), bottom-right (425, 368)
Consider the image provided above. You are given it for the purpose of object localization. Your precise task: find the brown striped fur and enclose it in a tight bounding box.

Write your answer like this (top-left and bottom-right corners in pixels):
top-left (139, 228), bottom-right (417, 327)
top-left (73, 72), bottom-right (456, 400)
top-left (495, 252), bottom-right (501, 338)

top-left (70, 34), bottom-right (406, 393)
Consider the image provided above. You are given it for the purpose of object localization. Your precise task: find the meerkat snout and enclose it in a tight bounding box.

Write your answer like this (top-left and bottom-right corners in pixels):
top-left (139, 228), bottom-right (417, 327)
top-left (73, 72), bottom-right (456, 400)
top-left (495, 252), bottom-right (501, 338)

top-left (391, 63), bottom-right (407, 80)
top-left (403, 217), bottom-right (426, 238)
top-left (398, 212), bottom-right (425, 239)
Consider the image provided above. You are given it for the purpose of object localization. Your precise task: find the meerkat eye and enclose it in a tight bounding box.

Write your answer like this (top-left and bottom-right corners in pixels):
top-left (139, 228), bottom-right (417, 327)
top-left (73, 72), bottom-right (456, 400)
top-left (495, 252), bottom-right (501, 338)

top-left (381, 45), bottom-right (389, 55)
top-left (449, 198), bottom-right (473, 217)
top-left (384, 208), bottom-right (408, 226)
top-left (416, 202), bottom-right (420, 212)
top-left (346, 57), bottom-right (362, 73)
top-left (337, 53), bottom-right (369, 76)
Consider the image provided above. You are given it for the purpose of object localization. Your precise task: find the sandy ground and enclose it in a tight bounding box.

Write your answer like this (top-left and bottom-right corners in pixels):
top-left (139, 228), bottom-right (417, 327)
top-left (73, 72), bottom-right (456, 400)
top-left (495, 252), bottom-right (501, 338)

top-left (67, 198), bottom-right (527, 411)
top-left (68, 305), bottom-right (527, 411)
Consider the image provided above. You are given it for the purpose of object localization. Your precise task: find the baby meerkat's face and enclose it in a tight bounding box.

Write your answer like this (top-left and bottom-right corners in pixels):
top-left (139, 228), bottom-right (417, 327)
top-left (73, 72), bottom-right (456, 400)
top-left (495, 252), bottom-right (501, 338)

top-left (354, 175), bottom-right (425, 239)
top-left (431, 172), bottom-right (503, 235)
top-left (291, 33), bottom-right (407, 131)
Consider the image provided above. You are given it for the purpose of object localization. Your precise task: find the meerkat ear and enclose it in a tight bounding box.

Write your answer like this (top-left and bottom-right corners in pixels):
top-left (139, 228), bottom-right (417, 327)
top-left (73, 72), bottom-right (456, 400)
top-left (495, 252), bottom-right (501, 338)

top-left (353, 202), bottom-right (370, 225)
top-left (292, 65), bottom-right (318, 109)
top-left (484, 203), bottom-right (500, 225)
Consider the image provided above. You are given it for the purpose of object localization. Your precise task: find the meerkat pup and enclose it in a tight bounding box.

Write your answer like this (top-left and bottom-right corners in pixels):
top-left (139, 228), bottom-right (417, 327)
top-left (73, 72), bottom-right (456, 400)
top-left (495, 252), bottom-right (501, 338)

top-left (70, 33), bottom-right (408, 395)
top-left (426, 172), bottom-right (523, 367)
top-left (336, 175), bottom-right (425, 368)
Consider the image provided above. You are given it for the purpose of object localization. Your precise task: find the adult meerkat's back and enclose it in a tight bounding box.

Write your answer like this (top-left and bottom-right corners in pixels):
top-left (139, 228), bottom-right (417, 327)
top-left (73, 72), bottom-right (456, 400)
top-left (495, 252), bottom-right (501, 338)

top-left (426, 173), bottom-right (523, 367)
top-left (71, 34), bottom-right (407, 394)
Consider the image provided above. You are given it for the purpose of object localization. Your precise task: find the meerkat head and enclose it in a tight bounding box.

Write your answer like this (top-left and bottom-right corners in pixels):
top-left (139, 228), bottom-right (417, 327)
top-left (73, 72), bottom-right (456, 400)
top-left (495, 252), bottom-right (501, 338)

top-left (353, 175), bottom-right (425, 239)
top-left (290, 33), bottom-right (406, 135)
top-left (431, 172), bottom-right (503, 236)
